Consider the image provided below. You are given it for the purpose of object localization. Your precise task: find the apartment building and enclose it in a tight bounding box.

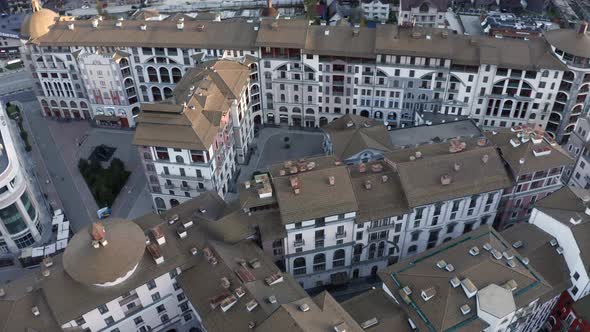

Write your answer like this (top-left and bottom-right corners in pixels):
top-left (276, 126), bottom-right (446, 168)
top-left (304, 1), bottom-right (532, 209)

top-left (239, 130), bottom-right (512, 289)
top-left (0, 104), bottom-right (46, 254)
top-left (133, 60), bottom-right (254, 211)
top-left (379, 225), bottom-right (571, 332)
top-left (486, 126), bottom-right (573, 229)
top-left (563, 116), bottom-right (590, 187)
top-left (544, 23), bottom-right (590, 143)
top-left (397, 0), bottom-right (448, 27)
top-left (361, 0), bottom-right (391, 22)
top-left (20, 0), bottom-right (590, 141)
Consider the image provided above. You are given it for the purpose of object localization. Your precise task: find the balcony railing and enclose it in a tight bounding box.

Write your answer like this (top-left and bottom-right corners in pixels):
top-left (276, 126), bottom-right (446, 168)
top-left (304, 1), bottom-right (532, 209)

top-left (294, 239), bottom-right (305, 247)
top-left (335, 231), bottom-right (347, 239)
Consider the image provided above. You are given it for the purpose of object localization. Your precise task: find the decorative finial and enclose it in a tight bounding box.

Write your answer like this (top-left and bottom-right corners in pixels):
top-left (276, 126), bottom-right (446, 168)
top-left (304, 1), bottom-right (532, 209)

top-left (31, 0), bottom-right (42, 12)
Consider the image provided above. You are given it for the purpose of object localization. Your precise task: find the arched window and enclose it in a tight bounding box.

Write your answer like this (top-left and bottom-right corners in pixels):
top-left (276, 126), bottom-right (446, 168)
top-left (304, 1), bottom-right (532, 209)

top-left (119, 58), bottom-right (129, 67)
top-left (171, 67), bottom-right (182, 83)
top-left (80, 101), bottom-right (88, 109)
top-left (50, 100), bottom-right (58, 107)
top-left (313, 254), bottom-right (326, 272)
top-left (41, 100), bottom-right (49, 107)
top-left (280, 94), bottom-right (286, 102)
top-left (176, 155), bottom-right (184, 163)
top-left (305, 108), bottom-right (314, 114)
top-left (292, 107), bottom-right (301, 113)
top-left (170, 199), bottom-right (180, 207)
top-left (152, 87), bottom-right (162, 101)
top-left (155, 197), bottom-right (166, 209)
top-left (163, 87), bottom-right (173, 99)
top-left (377, 242), bottom-right (385, 257)
top-left (408, 245), bottom-right (417, 254)
top-left (60, 101), bottom-right (68, 108)
top-left (360, 110), bottom-right (370, 118)
top-left (159, 67), bottom-right (171, 83)
top-left (293, 257), bottom-right (306, 275)
top-left (374, 111), bottom-right (383, 119)
top-left (333, 249), bottom-right (345, 267)
top-left (294, 95), bottom-right (299, 103)
top-left (279, 106), bottom-right (288, 113)
top-left (368, 243), bottom-right (376, 259)
top-left (387, 112), bottom-right (397, 121)
top-left (132, 107), bottom-right (140, 116)
top-left (70, 101), bottom-right (77, 108)
top-left (147, 67), bottom-right (158, 82)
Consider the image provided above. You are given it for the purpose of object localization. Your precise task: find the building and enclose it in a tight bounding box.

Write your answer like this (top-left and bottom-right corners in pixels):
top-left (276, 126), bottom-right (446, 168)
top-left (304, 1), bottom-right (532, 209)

top-left (19, 0), bottom-right (590, 141)
top-left (397, 0), bottom-right (448, 27)
top-left (0, 193), bottom-right (385, 332)
top-left (0, 14), bottom-right (25, 59)
top-left (240, 129), bottom-right (512, 289)
top-left (486, 125), bottom-right (573, 229)
top-left (133, 59), bottom-right (254, 211)
top-left (379, 224), bottom-right (571, 332)
top-left (544, 23), bottom-right (590, 143)
top-left (563, 116), bottom-right (590, 187)
top-left (547, 291), bottom-right (590, 331)
top-left (481, 12), bottom-right (544, 40)
top-left (361, 0), bottom-right (391, 22)
top-left (0, 104), bottom-right (46, 254)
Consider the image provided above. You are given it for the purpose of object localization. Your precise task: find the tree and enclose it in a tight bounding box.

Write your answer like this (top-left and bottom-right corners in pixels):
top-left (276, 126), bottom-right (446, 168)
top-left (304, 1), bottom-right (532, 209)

top-left (304, 0), bottom-right (317, 20)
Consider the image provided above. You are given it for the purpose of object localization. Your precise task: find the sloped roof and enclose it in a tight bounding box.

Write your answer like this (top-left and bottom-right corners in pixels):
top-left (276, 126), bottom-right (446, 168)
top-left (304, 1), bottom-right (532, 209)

top-left (323, 114), bottom-right (394, 160)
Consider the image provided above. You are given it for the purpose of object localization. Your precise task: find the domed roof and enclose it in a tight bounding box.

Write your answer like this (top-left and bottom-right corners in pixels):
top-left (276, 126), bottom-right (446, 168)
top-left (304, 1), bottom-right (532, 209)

top-left (63, 218), bottom-right (146, 286)
top-left (20, 0), bottom-right (58, 40)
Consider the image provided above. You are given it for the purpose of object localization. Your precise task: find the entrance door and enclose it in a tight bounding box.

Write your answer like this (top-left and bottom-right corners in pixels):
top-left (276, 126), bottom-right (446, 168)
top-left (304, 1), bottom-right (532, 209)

top-left (119, 117), bottom-right (129, 128)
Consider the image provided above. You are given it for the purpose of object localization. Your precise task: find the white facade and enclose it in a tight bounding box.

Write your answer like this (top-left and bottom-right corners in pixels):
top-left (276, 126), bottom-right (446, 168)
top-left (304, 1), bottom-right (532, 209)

top-left (0, 105), bottom-right (44, 254)
top-left (361, 0), bottom-right (390, 22)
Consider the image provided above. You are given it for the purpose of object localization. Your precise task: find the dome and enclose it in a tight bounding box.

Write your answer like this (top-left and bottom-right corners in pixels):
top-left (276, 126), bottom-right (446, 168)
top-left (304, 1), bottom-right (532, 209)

top-left (20, 0), bottom-right (58, 40)
top-left (63, 218), bottom-right (146, 286)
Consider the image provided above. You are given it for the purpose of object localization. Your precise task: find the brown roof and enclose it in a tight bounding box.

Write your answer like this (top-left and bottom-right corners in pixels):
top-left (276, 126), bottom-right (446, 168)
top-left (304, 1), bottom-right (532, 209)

top-left (534, 186), bottom-right (590, 271)
top-left (323, 114), bottom-right (394, 160)
top-left (0, 290), bottom-right (61, 332)
top-left (486, 129), bottom-right (573, 177)
top-left (544, 28), bottom-right (590, 58)
top-left (20, 4), bottom-right (58, 40)
top-left (34, 19), bottom-right (259, 49)
top-left (349, 160), bottom-right (410, 223)
top-left (501, 223), bottom-right (571, 296)
top-left (255, 19), bottom-right (309, 49)
top-left (394, 146), bottom-right (513, 207)
top-left (271, 156), bottom-right (358, 224)
top-left (133, 60), bottom-right (249, 150)
top-left (256, 292), bottom-right (364, 332)
top-left (305, 25), bottom-right (376, 59)
top-left (62, 218), bottom-right (146, 286)
top-left (380, 226), bottom-right (558, 332)
top-left (341, 289), bottom-right (411, 332)
top-left (177, 240), bottom-right (307, 332)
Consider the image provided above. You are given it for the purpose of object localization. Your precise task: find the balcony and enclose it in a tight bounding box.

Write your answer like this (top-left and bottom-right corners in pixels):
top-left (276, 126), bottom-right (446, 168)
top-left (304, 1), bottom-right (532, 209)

top-left (124, 304), bottom-right (143, 317)
top-left (294, 239), bottom-right (305, 247)
top-left (164, 183), bottom-right (176, 189)
top-left (180, 185), bottom-right (191, 191)
top-left (335, 231), bottom-right (347, 239)
top-left (119, 293), bottom-right (139, 306)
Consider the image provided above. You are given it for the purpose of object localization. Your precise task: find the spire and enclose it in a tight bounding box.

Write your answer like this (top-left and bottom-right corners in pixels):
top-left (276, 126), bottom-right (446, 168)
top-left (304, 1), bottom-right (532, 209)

top-left (31, 0), bottom-right (42, 12)
top-left (267, 0), bottom-right (273, 10)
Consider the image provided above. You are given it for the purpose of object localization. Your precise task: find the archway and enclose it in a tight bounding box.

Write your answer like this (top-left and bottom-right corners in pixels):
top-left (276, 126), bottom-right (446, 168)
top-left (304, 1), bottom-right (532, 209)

top-left (170, 199), bottom-right (180, 207)
top-left (360, 110), bottom-right (370, 117)
top-left (254, 115), bottom-right (262, 125)
top-left (155, 197), bottom-right (165, 209)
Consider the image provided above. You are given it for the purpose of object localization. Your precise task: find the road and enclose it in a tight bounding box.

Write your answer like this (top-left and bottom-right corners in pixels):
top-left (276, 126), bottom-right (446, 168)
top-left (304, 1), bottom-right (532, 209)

top-left (3, 91), bottom-right (95, 232)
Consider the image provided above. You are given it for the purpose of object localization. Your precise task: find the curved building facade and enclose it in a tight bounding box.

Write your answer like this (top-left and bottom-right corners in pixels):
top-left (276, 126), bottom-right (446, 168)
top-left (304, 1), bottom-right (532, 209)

top-left (0, 105), bottom-right (43, 254)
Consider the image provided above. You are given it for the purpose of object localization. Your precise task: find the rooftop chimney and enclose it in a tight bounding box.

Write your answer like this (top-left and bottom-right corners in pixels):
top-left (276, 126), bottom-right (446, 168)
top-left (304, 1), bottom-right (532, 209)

top-left (92, 19), bottom-right (99, 28)
top-left (140, 24), bottom-right (147, 30)
top-left (67, 23), bottom-right (74, 30)
top-left (177, 21), bottom-right (184, 30)
top-left (482, 154), bottom-right (489, 164)
top-left (147, 243), bottom-right (164, 264)
top-left (90, 222), bottom-right (107, 248)
top-left (328, 176), bottom-right (335, 186)
top-left (299, 303), bottom-right (310, 312)
top-left (441, 174), bottom-right (452, 185)
top-left (32, 306), bottom-right (40, 316)
top-left (358, 163), bottom-right (367, 173)
top-left (453, 162), bottom-right (461, 172)
top-left (364, 180), bottom-right (372, 190)
top-left (477, 138), bottom-right (487, 146)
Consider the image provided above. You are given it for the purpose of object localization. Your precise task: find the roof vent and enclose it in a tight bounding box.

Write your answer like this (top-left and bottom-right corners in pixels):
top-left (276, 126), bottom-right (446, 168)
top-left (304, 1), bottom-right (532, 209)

top-left (334, 322), bottom-right (348, 332)
top-left (324, 29), bottom-right (330, 36)
top-left (469, 246), bottom-right (480, 256)
top-left (151, 226), bottom-right (166, 245)
top-left (402, 286), bottom-right (412, 295)
top-left (249, 258), bottom-right (261, 269)
top-left (361, 318), bottom-right (379, 329)
top-left (115, 21), bottom-right (122, 27)
top-left (436, 260), bottom-right (447, 269)
top-left (177, 225), bottom-right (187, 238)
top-left (521, 257), bottom-right (530, 265)
top-left (510, 138), bottom-right (521, 147)
top-left (441, 174), bottom-right (452, 185)
top-left (445, 264), bottom-right (455, 272)
top-left (409, 155), bottom-right (416, 161)
top-left (67, 23), bottom-right (74, 30)
top-left (382, 175), bottom-right (389, 183)
top-left (168, 214), bottom-right (179, 224)
top-left (299, 303), bottom-right (310, 312)
top-left (265, 272), bottom-right (284, 285)
top-left (177, 21), bottom-right (184, 30)
top-left (352, 28), bottom-right (360, 37)
top-left (246, 299), bottom-right (258, 312)
top-left (533, 146), bottom-right (551, 157)
top-left (0, 288), bottom-right (4, 297)
top-left (506, 259), bottom-right (516, 268)
top-left (31, 306), bottom-right (40, 316)
top-left (450, 277), bottom-right (461, 288)
top-left (221, 277), bottom-right (230, 289)
top-left (556, 246), bottom-right (564, 255)
top-left (421, 287), bottom-right (436, 301)
top-left (346, 120), bottom-right (354, 128)
top-left (140, 24), bottom-right (147, 30)
top-left (190, 247), bottom-right (198, 255)
top-left (503, 279), bottom-right (518, 292)
top-left (549, 238), bottom-right (558, 247)
top-left (290, 176), bottom-right (301, 194)
top-left (491, 249), bottom-right (502, 260)
top-left (512, 241), bottom-right (523, 249)
top-left (570, 215), bottom-right (582, 225)
top-left (585, 206), bottom-right (590, 216)
top-left (460, 278), bottom-right (477, 298)
top-left (92, 19), bottom-right (99, 28)
top-left (453, 162), bottom-right (461, 172)
top-left (483, 243), bottom-right (492, 251)
top-left (460, 304), bottom-right (471, 315)
top-left (481, 154), bottom-right (489, 164)
top-left (449, 138), bottom-right (466, 153)
top-left (408, 318), bottom-right (417, 330)
top-left (328, 176), bottom-right (335, 186)
top-left (147, 243), bottom-right (164, 264)
top-left (518, 158), bottom-right (525, 164)
top-left (42, 269), bottom-right (50, 277)
top-left (477, 138), bottom-right (487, 146)
top-left (43, 257), bottom-right (53, 268)
top-left (415, 151), bottom-right (422, 158)
top-left (364, 180), bottom-right (372, 190)
top-left (503, 251), bottom-right (514, 260)
top-left (248, 321), bottom-right (256, 329)
top-left (268, 295), bottom-right (277, 304)
top-left (197, 23), bottom-right (205, 31)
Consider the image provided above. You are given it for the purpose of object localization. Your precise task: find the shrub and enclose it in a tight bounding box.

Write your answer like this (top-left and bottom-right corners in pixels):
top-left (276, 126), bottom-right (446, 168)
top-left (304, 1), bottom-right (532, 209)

top-left (78, 158), bottom-right (130, 207)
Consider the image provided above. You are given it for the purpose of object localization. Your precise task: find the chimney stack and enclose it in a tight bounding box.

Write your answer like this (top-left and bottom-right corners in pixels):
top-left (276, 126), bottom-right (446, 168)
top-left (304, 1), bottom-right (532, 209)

top-left (328, 176), bottom-right (335, 186)
top-left (482, 154), bottom-right (489, 163)
top-left (441, 174), bottom-right (452, 185)
top-left (90, 222), bottom-right (107, 248)
top-left (453, 162), bottom-right (461, 172)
